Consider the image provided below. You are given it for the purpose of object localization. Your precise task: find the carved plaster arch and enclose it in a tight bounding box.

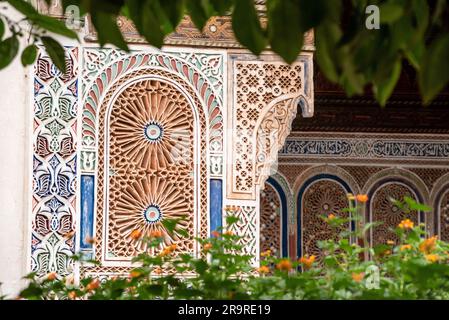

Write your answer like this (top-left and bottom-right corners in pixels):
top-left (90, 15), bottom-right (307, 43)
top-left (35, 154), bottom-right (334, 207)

top-left (294, 166), bottom-right (357, 258)
top-left (362, 168), bottom-right (430, 237)
top-left (293, 165), bottom-right (361, 197)
top-left (254, 94), bottom-right (309, 188)
top-left (361, 168), bottom-right (429, 203)
top-left (430, 172), bottom-right (449, 237)
top-left (81, 67), bottom-right (210, 277)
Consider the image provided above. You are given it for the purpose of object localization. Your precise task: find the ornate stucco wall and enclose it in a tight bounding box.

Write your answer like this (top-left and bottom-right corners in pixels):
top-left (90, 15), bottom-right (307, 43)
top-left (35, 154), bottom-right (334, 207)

top-left (259, 132), bottom-right (449, 260)
top-left (19, 1), bottom-right (315, 282)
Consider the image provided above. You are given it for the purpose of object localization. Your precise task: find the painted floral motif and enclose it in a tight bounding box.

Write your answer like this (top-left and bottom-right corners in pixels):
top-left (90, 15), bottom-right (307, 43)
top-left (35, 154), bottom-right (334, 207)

top-left (32, 47), bottom-right (78, 277)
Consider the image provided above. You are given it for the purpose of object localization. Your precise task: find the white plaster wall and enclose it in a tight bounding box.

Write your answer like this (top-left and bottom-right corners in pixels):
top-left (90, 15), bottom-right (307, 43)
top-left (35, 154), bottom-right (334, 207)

top-left (0, 6), bottom-right (31, 298)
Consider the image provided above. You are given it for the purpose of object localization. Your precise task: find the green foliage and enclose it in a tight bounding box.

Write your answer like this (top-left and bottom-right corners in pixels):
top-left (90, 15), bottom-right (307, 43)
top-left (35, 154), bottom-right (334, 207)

top-left (0, 0), bottom-right (448, 104)
top-left (21, 43), bottom-right (37, 66)
top-left (10, 197), bottom-right (449, 300)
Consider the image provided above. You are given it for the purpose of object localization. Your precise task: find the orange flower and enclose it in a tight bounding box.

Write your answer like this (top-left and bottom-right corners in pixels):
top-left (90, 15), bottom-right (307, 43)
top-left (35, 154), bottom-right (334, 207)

top-left (276, 259), bottom-right (293, 272)
top-left (224, 205), bottom-right (239, 212)
top-left (129, 270), bottom-right (142, 278)
top-left (130, 229), bottom-right (142, 240)
top-left (257, 265), bottom-right (270, 274)
top-left (46, 272), bottom-right (57, 281)
top-left (150, 230), bottom-right (163, 238)
top-left (327, 214), bottom-right (336, 220)
top-left (398, 219), bottom-right (414, 230)
top-left (356, 194), bottom-right (369, 203)
top-left (154, 267), bottom-right (163, 275)
top-left (68, 291), bottom-right (77, 300)
top-left (63, 230), bottom-right (76, 240)
top-left (387, 240), bottom-right (395, 245)
top-left (159, 248), bottom-right (171, 257)
top-left (84, 236), bottom-right (96, 245)
top-left (261, 250), bottom-right (271, 258)
top-left (352, 272), bottom-right (365, 283)
top-left (419, 236), bottom-right (437, 254)
top-left (425, 254), bottom-right (440, 263)
top-left (211, 230), bottom-right (220, 238)
top-left (65, 275), bottom-right (75, 286)
top-left (400, 244), bottom-right (412, 251)
top-left (86, 279), bottom-right (100, 291)
top-left (224, 230), bottom-right (234, 236)
top-left (203, 243), bottom-right (213, 252)
top-left (299, 255), bottom-right (316, 270)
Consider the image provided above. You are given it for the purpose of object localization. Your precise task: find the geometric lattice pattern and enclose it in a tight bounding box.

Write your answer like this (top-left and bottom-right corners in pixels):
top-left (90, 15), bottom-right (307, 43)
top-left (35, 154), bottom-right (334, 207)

top-left (301, 180), bottom-right (350, 260)
top-left (370, 183), bottom-right (419, 246)
top-left (260, 183), bottom-right (281, 257)
top-left (107, 79), bottom-right (195, 258)
top-left (229, 58), bottom-right (305, 199)
top-left (439, 191), bottom-right (449, 242)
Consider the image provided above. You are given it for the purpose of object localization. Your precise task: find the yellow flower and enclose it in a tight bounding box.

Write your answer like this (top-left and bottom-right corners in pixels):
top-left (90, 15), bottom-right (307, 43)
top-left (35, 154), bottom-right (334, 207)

top-left (425, 254), bottom-right (440, 263)
top-left (257, 265), bottom-right (270, 274)
top-left (352, 272), bottom-right (365, 283)
top-left (68, 291), bottom-right (77, 300)
top-left (276, 259), bottom-right (293, 271)
top-left (261, 250), bottom-right (271, 257)
top-left (46, 272), bottom-right (57, 281)
top-left (356, 194), bottom-right (369, 203)
top-left (400, 244), bottom-right (412, 251)
top-left (130, 229), bottom-right (142, 240)
top-left (398, 219), bottom-right (414, 230)
top-left (203, 243), bottom-right (213, 252)
top-left (299, 255), bottom-right (316, 270)
top-left (86, 279), bottom-right (100, 291)
top-left (387, 240), bottom-right (395, 245)
top-left (347, 193), bottom-right (356, 201)
top-left (419, 236), bottom-right (437, 254)
top-left (224, 230), bottom-right (234, 236)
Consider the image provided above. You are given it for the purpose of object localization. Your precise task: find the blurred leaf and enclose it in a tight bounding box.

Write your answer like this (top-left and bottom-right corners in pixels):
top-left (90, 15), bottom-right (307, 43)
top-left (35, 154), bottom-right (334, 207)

top-left (41, 36), bottom-right (67, 73)
top-left (8, 0), bottom-right (78, 39)
top-left (186, 0), bottom-right (213, 30)
top-left (232, 0), bottom-right (267, 56)
top-left (225, 215), bottom-right (239, 225)
top-left (90, 11), bottom-right (128, 50)
top-left (379, 3), bottom-right (404, 23)
top-left (21, 44), bottom-right (37, 66)
top-left (316, 22), bottom-right (341, 83)
top-left (159, 0), bottom-right (185, 29)
top-left (0, 18), bottom-right (4, 40)
top-left (0, 36), bottom-right (19, 69)
top-left (126, 0), bottom-right (166, 48)
top-left (373, 58), bottom-right (401, 106)
top-left (210, 0), bottom-right (233, 15)
top-left (419, 34), bottom-right (449, 104)
top-left (266, 0), bottom-right (302, 64)
top-left (403, 196), bottom-right (432, 212)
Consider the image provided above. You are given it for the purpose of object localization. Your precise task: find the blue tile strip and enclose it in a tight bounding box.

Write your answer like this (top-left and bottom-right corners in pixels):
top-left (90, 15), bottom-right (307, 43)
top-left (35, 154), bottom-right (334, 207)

top-left (80, 175), bottom-right (95, 251)
top-left (210, 179), bottom-right (223, 235)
